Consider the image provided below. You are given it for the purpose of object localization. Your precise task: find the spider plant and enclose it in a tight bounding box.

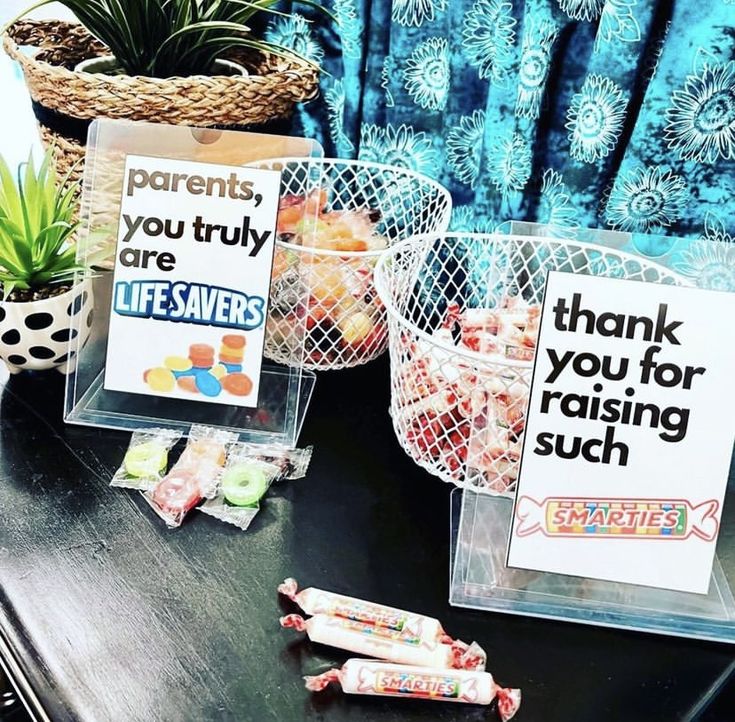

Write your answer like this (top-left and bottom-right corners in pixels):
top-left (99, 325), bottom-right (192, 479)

top-left (0, 149), bottom-right (80, 299)
top-left (14, 0), bottom-right (331, 78)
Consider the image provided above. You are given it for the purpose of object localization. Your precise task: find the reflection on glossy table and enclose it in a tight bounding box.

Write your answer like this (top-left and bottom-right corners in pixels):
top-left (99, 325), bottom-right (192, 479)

top-left (0, 361), bottom-right (733, 722)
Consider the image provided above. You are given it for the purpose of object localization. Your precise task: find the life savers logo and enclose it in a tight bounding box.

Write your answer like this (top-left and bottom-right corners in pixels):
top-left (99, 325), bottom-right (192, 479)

top-left (113, 280), bottom-right (266, 331)
top-left (376, 671), bottom-right (459, 698)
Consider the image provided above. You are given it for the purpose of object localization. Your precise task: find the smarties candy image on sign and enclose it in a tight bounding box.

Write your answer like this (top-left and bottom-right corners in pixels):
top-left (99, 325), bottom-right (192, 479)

top-left (103, 154), bottom-right (281, 407)
top-left (506, 272), bottom-right (735, 595)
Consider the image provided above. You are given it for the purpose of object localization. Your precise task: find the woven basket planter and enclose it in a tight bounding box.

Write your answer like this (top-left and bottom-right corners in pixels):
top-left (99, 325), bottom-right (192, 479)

top-left (3, 19), bottom-right (320, 180)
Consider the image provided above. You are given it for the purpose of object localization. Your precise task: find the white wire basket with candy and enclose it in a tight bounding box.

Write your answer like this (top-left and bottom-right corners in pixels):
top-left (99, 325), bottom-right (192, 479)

top-left (258, 158), bottom-right (451, 371)
top-left (374, 233), bottom-right (683, 497)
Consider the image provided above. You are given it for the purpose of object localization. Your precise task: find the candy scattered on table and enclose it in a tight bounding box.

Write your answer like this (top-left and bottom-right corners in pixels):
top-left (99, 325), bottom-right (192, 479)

top-left (280, 613), bottom-right (484, 670)
top-left (111, 428), bottom-right (182, 491)
top-left (124, 442), bottom-right (168, 478)
top-left (278, 578), bottom-right (461, 646)
top-left (144, 425), bottom-right (237, 527)
top-left (278, 582), bottom-right (515, 718)
top-left (143, 334), bottom-right (253, 400)
top-left (200, 443), bottom-right (313, 530)
top-left (111, 431), bottom-right (313, 530)
top-left (221, 462), bottom-right (269, 506)
top-left (303, 659), bottom-right (521, 721)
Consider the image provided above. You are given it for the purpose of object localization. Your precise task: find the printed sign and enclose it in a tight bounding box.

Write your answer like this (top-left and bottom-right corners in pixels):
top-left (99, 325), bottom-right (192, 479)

top-left (103, 154), bottom-right (281, 407)
top-left (507, 271), bottom-right (735, 594)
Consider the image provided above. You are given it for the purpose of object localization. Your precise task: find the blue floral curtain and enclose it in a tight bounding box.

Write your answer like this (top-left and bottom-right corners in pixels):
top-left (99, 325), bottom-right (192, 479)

top-left (269, 1), bottom-right (734, 272)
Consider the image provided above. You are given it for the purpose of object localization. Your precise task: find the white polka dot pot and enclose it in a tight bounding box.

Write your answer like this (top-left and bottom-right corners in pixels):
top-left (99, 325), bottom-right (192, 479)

top-left (0, 280), bottom-right (94, 374)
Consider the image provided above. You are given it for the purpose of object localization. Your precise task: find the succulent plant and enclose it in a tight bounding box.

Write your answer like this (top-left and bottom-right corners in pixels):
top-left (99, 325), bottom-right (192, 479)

top-left (0, 149), bottom-right (80, 298)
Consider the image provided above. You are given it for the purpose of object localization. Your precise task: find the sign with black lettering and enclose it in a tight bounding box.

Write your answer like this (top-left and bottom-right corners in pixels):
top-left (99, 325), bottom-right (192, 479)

top-left (103, 154), bottom-right (281, 407)
top-left (506, 271), bottom-right (735, 594)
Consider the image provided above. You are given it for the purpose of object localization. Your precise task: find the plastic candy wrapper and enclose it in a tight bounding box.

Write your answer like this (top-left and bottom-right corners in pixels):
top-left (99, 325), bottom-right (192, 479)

top-left (280, 614), bottom-right (485, 670)
top-left (277, 189), bottom-right (387, 252)
top-left (249, 443), bottom-right (313, 482)
top-left (199, 445), bottom-right (313, 530)
top-left (143, 425), bottom-right (237, 527)
top-left (277, 578), bottom-right (480, 660)
top-left (111, 428), bottom-right (182, 490)
top-left (304, 659), bottom-right (521, 721)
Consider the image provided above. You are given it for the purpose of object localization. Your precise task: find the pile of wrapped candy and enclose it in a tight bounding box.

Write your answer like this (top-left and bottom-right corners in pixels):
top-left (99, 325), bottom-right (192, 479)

top-left (278, 578), bottom-right (520, 720)
top-left (395, 297), bottom-right (540, 494)
top-left (111, 425), bottom-right (311, 528)
top-left (267, 189), bottom-right (389, 368)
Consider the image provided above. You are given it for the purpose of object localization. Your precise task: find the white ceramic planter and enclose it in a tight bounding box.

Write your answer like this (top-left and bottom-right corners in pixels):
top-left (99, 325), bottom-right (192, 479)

top-left (0, 280), bottom-right (94, 374)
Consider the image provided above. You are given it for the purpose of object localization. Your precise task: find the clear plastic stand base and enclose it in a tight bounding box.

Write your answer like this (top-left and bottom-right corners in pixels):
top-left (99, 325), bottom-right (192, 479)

top-left (65, 358), bottom-right (315, 444)
top-left (65, 269), bottom-right (315, 445)
top-left (450, 481), bottom-right (735, 643)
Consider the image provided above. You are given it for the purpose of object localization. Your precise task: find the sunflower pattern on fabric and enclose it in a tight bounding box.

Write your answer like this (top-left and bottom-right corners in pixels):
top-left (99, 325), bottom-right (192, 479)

top-left (603, 165), bottom-right (688, 232)
top-left (462, 0), bottom-right (517, 84)
top-left (286, 0), bottom-right (734, 275)
top-left (403, 37), bottom-right (451, 110)
top-left (566, 74), bottom-right (628, 163)
top-left (265, 14), bottom-right (324, 64)
top-left (447, 110), bottom-right (486, 188)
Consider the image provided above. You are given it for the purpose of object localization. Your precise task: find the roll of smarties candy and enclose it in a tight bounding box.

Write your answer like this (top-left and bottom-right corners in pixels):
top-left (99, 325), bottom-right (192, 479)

top-left (304, 659), bottom-right (521, 721)
top-left (514, 496), bottom-right (720, 540)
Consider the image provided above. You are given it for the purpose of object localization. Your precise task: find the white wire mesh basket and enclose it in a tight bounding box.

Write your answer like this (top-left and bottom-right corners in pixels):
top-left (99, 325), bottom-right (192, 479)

top-left (261, 158), bottom-right (452, 370)
top-left (374, 233), bottom-right (685, 496)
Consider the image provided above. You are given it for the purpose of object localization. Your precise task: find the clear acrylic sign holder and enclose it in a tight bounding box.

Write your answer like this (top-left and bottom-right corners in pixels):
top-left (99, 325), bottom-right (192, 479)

top-left (449, 223), bottom-right (735, 643)
top-left (64, 120), bottom-right (323, 447)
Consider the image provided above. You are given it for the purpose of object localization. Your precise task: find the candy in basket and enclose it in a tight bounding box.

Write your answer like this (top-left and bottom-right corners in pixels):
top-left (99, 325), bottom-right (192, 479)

top-left (261, 159), bottom-right (451, 371)
top-left (375, 234), bottom-right (683, 495)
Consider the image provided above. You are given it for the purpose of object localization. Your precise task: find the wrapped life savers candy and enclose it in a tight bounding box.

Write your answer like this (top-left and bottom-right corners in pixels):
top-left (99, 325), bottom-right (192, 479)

top-left (143, 424), bottom-right (237, 527)
top-left (200, 444), bottom-right (313, 530)
top-left (304, 659), bottom-right (521, 721)
top-left (111, 428), bottom-right (182, 490)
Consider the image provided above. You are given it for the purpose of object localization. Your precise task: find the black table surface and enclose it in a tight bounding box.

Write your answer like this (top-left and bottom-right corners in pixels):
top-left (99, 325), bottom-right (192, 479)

top-left (0, 360), bottom-right (733, 722)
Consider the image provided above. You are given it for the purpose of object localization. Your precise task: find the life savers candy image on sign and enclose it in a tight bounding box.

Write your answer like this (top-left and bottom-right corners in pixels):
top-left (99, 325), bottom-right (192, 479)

top-left (222, 373), bottom-right (253, 396)
top-left (135, 334), bottom-right (253, 401)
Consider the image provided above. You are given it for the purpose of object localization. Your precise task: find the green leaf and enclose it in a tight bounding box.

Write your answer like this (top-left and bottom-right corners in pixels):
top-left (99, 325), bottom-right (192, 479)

top-left (0, 147), bottom-right (81, 293)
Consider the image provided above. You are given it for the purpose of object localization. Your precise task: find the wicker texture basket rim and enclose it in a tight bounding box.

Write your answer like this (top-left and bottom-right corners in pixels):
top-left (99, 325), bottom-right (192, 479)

top-left (374, 232), bottom-right (689, 369)
top-left (265, 157), bottom-right (453, 259)
top-left (2, 18), bottom-right (319, 120)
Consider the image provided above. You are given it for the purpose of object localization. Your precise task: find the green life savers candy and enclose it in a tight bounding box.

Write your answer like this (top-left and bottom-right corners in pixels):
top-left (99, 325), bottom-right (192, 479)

top-left (124, 442), bottom-right (168, 478)
top-left (221, 463), bottom-right (269, 506)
